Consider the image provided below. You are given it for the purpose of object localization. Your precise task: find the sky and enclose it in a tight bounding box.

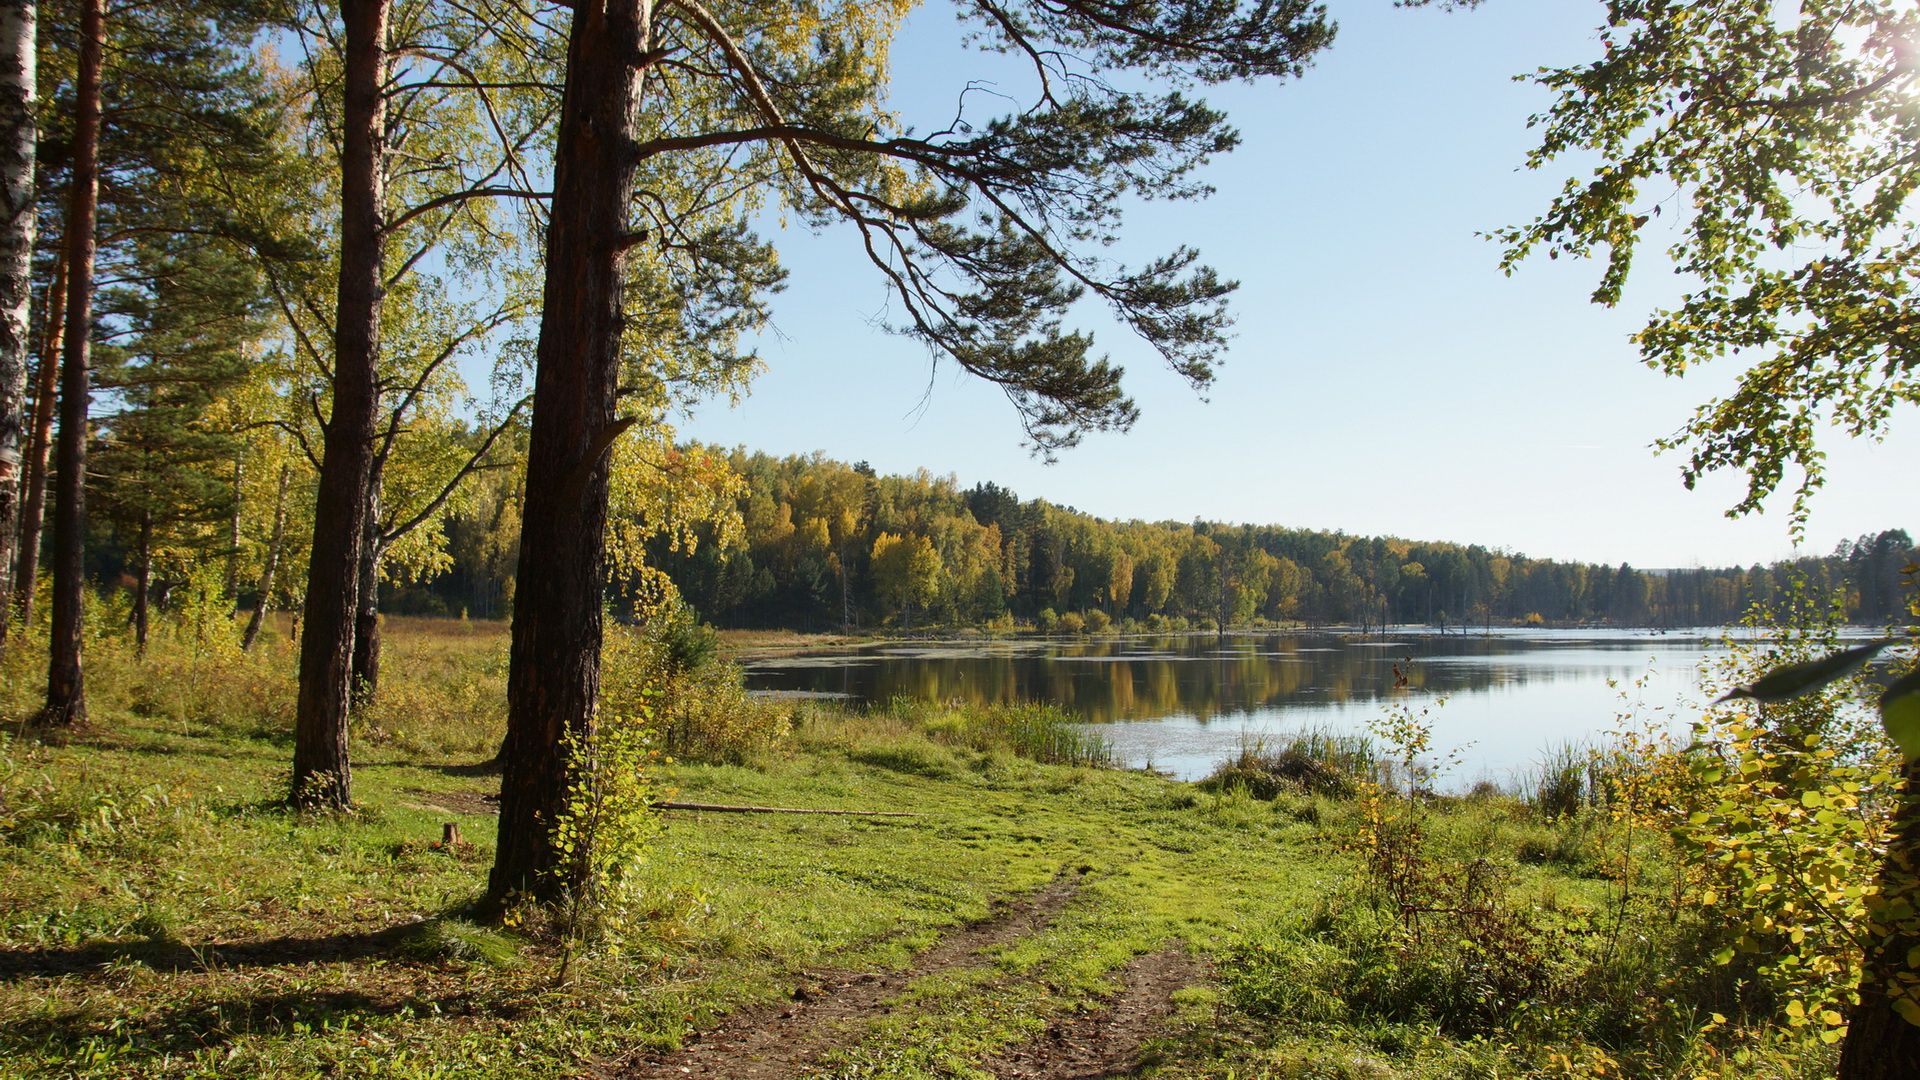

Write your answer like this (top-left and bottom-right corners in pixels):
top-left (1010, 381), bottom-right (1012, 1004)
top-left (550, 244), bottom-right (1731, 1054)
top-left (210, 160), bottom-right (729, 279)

top-left (675, 0), bottom-right (1916, 571)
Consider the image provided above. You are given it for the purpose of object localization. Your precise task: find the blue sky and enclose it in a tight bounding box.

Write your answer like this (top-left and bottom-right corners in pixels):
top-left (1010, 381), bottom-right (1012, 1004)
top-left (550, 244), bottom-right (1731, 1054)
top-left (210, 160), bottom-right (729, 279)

top-left (677, 0), bottom-right (1915, 570)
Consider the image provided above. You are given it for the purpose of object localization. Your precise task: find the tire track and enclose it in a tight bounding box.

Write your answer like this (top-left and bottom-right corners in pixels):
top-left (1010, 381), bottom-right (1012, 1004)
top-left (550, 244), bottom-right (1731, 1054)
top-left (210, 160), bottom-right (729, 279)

top-left (984, 948), bottom-right (1206, 1080)
top-left (603, 872), bottom-right (1083, 1079)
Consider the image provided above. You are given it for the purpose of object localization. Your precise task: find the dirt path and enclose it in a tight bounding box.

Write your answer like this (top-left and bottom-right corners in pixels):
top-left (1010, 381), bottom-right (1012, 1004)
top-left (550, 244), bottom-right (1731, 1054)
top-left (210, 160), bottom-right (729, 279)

top-left (984, 949), bottom-right (1207, 1079)
top-left (604, 873), bottom-right (1083, 1079)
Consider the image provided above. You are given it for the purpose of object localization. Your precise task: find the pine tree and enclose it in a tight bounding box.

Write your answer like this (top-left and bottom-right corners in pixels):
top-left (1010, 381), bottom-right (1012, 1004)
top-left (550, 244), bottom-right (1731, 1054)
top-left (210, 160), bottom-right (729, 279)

top-left (490, 0), bottom-right (1336, 903)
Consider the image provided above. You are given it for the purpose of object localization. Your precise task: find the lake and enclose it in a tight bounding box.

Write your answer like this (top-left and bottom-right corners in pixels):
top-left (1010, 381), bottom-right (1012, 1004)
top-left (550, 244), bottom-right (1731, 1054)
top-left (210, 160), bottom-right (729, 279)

top-left (741, 629), bottom-right (1749, 786)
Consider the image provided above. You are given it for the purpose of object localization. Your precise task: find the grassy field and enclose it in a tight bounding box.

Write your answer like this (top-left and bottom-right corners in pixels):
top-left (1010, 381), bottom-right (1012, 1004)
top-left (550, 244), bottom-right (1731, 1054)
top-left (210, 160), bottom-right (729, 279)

top-left (0, 613), bottom-right (1832, 1078)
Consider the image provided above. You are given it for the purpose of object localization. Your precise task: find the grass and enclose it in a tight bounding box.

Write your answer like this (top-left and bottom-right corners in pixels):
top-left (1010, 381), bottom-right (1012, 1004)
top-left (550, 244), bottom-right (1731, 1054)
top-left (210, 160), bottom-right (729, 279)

top-left (0, 611), bottom-right (1833, 1078)
top-left (1198, 727), bottom-right (1378, 799)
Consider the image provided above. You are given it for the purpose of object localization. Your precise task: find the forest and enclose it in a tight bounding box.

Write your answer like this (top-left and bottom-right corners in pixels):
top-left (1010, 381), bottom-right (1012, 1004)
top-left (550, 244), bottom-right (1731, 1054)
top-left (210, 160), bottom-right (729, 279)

top-left (2, 1), bottom-right (1920, 1078)
top-left (637, 453), bottom-right (1917, 632)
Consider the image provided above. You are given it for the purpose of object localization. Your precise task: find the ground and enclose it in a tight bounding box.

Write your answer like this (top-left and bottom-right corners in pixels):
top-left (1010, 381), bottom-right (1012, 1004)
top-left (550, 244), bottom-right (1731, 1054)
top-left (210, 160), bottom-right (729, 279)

top-left (0, 616), bottom-right (1830, 1078)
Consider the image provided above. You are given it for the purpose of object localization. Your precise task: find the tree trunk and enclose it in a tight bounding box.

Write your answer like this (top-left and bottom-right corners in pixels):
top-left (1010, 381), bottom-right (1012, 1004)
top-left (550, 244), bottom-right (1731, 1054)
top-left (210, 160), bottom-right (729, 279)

top-left (12, 247), bottom-right (63, 626)
top-left (839, 543), bottom-right (851, 634)
top-left (488, 0), bottom-right (649, 906)
top-left (132, 508), bottom-right (149, 654)
top-left (351, 467), bottom-right (382, 701)
top-left (0, 0), bottom-right (34, 647)
top-left (242, 461), bottom-right (290, 651)
top-left (290, 0), bottom-right (386, 807)
top-left (39, 0), bottom-right (100, 727)
top-left (224, 457), bottom-right (240, 602)
top-left (1839, 761), bottom-right (1920, 1078)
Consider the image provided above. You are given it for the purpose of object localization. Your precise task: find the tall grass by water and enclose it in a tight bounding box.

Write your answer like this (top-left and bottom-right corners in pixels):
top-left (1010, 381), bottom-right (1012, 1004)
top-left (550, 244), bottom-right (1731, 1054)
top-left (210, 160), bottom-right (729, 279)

top-left (1199, 727), bottom-right (1379, 798)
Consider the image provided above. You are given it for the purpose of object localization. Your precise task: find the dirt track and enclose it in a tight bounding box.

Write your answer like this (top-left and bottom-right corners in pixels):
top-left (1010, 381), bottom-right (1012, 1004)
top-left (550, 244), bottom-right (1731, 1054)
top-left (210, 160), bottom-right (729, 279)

top-left (601, 872), bottom-right (1203, 1079)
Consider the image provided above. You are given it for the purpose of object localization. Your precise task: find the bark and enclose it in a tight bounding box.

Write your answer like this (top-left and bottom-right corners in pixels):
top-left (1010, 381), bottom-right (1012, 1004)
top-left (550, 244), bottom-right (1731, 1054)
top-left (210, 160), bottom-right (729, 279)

top-left (1839, 761), bottom-right (1920, 1078)
top-left (12, 247), bottom-right (63, 624)
top-left (132, 508), bottom-right (149, 654)
top-left (39, 0), bottom-right (100, 727)
top-left (241, 461), bottom-right (290, 651)
top-left (290, 0), bottom-right (387, 807)
top-left (224, 457), bottom-right (240, 602)
top-left (488, 0), bottom-right (649, 906)
top-left (350, 465), bottom-right (382, 700)
top-left (0, 0), bottom-right (34, 646)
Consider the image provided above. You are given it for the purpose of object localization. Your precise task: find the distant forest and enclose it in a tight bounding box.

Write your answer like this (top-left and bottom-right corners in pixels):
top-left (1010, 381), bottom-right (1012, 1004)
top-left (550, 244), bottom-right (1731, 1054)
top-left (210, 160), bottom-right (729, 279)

top-left (390, 448), bottom-right (1916, 632)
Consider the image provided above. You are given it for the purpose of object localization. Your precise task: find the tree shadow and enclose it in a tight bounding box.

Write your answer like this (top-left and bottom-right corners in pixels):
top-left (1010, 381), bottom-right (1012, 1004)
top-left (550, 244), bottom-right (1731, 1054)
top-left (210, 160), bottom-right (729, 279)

top-left (0, 923), bottom-right (423, 982)
top-left (425, 757), bottom-right (502, 778)
top-left (3, 983), bottom-right (510, 1060)
top-left (0, 915), bottom-right (537, 1061)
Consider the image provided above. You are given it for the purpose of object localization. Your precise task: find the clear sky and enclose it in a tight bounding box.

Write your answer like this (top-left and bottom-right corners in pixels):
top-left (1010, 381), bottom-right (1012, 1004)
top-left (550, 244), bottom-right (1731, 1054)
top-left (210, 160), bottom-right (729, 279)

top-left (676, 0), bottom-right (1915, 570)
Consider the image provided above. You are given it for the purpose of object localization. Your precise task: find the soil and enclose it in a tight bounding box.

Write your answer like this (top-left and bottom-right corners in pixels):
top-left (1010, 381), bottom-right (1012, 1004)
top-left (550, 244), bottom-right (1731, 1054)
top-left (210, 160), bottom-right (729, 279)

top-left (599, 872), bottom-right (1205, 1079)
top-left (984, 949), bottom-right (1208, 1079)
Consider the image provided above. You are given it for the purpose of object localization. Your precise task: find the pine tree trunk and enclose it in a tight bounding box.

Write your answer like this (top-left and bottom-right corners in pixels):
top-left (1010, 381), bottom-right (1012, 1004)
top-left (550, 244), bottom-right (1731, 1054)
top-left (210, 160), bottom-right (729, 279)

top-left (488, 0), bottom-right (649, 906)
top-left (12, 247), bottom-right (63, 625)
top-left (0, 0), bottom-right (35, 647)
top-left (39, 0), bottom-right (100, 727)
top-left (1839, 761), bottom-right (1920, 1078)
top-left (132, 509), bottom-right (150, 654)
top-left (241, 462), bottom-right (289, 651)
top-left (350, 469), bottom-right (382, 701)
top-left (290, 0), bottom-right (386, 807)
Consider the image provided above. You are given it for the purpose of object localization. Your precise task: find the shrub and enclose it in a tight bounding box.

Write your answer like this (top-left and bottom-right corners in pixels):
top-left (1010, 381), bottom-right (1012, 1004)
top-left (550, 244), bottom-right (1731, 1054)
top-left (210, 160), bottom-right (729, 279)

top-left (1035, 608), bottom-right (1059, 634)
top-left (603, 617), bottom-right (790, 765)
top-left (549, 707), bottom-right (663, 970)
top-left (1057, 611), bottom-right (1086, 634)
top-left (1083, 609), bottom-right (1112, 633)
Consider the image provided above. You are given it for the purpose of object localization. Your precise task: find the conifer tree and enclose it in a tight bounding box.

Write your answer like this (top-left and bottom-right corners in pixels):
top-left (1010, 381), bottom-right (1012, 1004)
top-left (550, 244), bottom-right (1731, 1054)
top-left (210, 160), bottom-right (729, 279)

top-left (491, 0), bottom-right (1337, 902)
top-left (92, 234), bottom-right (263, 648)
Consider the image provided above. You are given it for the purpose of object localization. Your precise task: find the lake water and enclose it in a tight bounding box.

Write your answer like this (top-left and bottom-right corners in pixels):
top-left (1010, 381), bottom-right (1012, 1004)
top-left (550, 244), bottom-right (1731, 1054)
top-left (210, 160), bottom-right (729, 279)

top-left (741, 629), bottom-right (1748, 786)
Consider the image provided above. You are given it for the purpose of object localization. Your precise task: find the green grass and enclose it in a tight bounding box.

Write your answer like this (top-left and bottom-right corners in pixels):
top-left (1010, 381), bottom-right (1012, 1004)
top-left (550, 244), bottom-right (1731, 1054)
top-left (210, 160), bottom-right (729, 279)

top-left (0, 613), bottom-right (1832, 1079)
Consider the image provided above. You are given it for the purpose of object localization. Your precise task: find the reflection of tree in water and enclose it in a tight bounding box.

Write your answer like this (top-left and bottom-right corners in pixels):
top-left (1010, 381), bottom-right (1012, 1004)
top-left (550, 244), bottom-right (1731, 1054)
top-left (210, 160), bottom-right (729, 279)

top-left (750, 633), bottom-right (1687, 725)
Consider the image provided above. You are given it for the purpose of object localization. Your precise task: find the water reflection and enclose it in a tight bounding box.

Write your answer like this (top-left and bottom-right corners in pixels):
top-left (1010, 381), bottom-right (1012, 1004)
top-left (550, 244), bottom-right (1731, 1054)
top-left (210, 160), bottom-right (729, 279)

top-left (745, 632), bottom-right (1702, 724)
top-left (744, 630), bottom-right (1728, 784)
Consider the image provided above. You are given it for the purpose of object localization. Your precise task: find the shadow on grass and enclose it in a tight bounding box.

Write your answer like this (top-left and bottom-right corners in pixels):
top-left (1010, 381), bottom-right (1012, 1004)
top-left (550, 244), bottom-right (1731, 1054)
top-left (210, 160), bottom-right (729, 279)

top-left (426, 757), bottom-right (503, 778)
top-left (3, 983), bottom-right (508, 1060)
top-left (0, 922), bottom-right (428, 981)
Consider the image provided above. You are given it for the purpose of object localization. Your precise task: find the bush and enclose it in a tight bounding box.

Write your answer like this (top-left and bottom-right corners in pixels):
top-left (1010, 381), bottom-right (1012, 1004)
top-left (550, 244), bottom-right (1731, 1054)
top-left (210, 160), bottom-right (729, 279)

top-left (1057, 611), bottom-right (1086, 634)
top-left (1035, 608), bottom-right (1060, 633)
top-left (603, 617), bottom-right (790, 766)
top-left (1083, 609), bottom-right (1112, 633)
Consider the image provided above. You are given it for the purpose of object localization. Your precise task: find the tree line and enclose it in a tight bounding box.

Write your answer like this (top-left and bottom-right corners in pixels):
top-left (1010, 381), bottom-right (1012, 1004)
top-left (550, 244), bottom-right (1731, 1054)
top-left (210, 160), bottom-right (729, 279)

top-left (618, 451), bottom-right (1913, 633)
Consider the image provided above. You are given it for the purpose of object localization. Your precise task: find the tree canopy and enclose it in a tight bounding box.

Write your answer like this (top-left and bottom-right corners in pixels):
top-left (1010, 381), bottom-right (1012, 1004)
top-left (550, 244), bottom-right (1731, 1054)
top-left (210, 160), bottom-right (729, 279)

top-left (1433, 0), bottom-right (1920, 525)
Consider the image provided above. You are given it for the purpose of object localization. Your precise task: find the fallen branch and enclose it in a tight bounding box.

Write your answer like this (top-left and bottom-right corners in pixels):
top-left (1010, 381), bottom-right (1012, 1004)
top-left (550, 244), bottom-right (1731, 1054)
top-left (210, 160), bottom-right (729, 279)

top-left (652, 800), bottom-right (914, 818)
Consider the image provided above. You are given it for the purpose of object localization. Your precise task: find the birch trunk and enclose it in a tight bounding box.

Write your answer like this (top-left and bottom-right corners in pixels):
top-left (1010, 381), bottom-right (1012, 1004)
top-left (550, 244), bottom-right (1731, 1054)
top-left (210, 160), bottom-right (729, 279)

top-left (241, 462), bottom-right (290, 651)
top-left (0, 0), bottom-right (34, 645)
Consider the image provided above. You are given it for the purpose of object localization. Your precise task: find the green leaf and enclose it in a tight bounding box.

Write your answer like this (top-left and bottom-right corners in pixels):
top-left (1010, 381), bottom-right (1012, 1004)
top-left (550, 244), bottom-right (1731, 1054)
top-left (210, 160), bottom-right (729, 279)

top-left (1880, 669), bottom-right (1920, 764)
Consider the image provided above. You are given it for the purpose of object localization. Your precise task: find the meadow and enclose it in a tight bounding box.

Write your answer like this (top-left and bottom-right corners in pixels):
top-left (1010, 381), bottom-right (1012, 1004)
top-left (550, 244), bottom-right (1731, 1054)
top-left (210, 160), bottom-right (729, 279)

top-left (0, 608), bottom-right (1857, 1078)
